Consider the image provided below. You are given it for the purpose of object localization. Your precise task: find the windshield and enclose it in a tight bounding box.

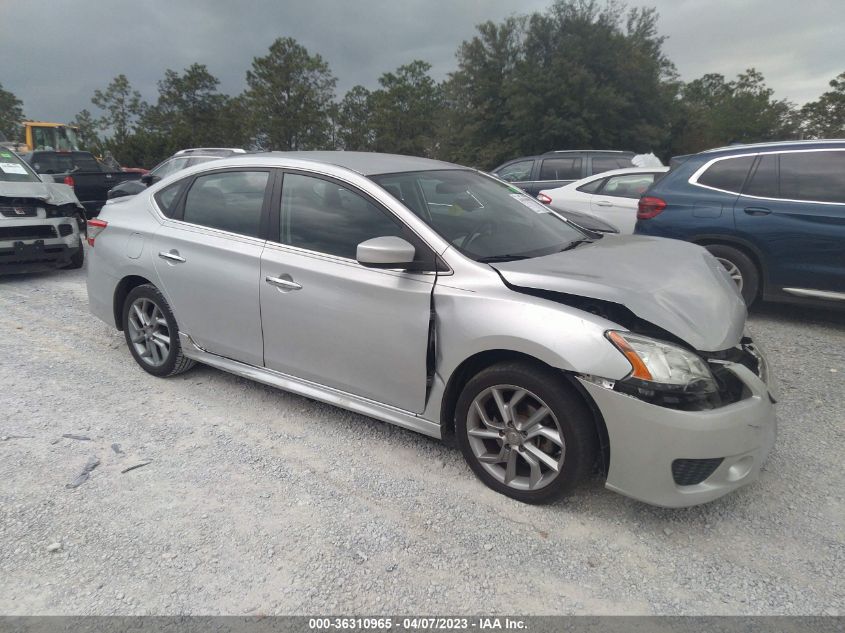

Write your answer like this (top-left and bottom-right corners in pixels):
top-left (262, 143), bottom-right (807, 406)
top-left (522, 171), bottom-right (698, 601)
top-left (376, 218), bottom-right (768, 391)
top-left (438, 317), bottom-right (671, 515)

top-left (0, 149), bottom-right (41, 183)
top-left (371, 169), bottom-right (588, 261)
top-left (31, 125), bottom-right (80, 151)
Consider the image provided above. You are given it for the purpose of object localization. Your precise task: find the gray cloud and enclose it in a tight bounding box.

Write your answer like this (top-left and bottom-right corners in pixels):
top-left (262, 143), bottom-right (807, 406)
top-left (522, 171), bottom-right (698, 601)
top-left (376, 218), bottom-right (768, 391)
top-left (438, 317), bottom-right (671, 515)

top-left (1, 0), bottom-right (842, 123)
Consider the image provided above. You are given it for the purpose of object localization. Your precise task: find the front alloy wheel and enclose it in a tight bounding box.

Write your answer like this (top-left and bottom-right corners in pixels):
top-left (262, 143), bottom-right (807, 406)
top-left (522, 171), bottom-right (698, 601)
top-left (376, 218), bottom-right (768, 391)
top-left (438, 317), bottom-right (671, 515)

top-left (466, 385), bottom-right (564, 491)
top-left (455, 361), bottom-right (597, 504)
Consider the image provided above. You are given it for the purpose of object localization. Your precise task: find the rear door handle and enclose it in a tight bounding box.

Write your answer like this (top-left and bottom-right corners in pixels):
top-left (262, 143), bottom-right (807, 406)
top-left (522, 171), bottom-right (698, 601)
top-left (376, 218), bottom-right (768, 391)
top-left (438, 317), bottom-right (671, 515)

top-left (265, 275), bottom-right (302, 291)
top-left (744, 207), bottom-right (771, 216)
top-left (595, 200), bottom-right (612, 207)
top-left (158, 250), bottom-right (186, 263)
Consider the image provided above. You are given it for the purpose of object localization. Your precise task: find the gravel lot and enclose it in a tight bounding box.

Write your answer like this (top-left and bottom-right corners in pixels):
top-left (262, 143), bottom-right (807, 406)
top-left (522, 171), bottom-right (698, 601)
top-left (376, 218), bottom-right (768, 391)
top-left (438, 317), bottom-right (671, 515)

top-left (1, 256), bottom-right (843, 616)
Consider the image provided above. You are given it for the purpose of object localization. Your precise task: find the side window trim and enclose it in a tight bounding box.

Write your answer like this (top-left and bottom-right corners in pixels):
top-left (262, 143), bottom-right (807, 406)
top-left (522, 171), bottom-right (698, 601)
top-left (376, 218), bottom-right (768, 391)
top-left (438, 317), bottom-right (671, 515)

top-left (275, 168), bottom-right (444, 272)
top-left (691, 148), bottom-right (845, 205)
top-left (169, 167), bottom-right (274, 239)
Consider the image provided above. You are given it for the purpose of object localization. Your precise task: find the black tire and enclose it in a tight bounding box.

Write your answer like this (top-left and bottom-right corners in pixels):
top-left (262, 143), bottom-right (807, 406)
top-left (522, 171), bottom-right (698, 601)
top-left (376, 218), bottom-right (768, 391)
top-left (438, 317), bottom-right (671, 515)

top-left (62, 238), bottom-right (85, 270)
top-left (455, 361), bottom-right (597, 504)
top-left (122, 284), bottom-right (195, 377)
top-left (704, 243), bottom-right (760, 306)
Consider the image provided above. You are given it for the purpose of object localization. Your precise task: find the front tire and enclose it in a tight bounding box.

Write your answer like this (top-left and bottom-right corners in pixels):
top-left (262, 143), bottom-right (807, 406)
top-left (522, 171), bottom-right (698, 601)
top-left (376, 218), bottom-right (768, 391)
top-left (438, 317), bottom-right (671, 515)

top-left (455, 361), bottom-right (597, 504)
top-left (62, 238), bottom-right (84, 270)
top-left (122, 284), bottom-right (195, 377)
top-left (705, 244), bottom-right (760, 306)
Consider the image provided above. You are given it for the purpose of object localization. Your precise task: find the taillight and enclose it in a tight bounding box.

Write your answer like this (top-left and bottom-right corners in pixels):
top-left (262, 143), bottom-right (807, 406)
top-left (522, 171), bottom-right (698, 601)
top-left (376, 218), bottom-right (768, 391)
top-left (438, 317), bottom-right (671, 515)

top-left (637, 196), bottom-right (666, 220)
top-left (86, 218), bottom-right (108, 246)
top-left (536, 193), bottom-right (553, 204)
top-left (63, 175), bottom-right (75, 187)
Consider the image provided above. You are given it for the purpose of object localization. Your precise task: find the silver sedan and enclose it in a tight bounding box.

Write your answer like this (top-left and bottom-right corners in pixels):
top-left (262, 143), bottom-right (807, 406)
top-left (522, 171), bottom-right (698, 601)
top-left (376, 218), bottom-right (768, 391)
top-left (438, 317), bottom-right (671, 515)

top-left (86, 152), bottom-right (777, 506)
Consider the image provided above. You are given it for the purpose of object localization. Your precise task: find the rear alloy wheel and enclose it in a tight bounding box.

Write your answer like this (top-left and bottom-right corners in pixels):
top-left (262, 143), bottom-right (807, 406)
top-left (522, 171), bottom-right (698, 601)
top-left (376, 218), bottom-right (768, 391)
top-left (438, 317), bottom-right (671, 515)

top-left (122, 284), bottom-right (195, 377)
top-left (704, 244), bottom-right (760, 306)
top-left (455, 362), bottom-right (596, 504)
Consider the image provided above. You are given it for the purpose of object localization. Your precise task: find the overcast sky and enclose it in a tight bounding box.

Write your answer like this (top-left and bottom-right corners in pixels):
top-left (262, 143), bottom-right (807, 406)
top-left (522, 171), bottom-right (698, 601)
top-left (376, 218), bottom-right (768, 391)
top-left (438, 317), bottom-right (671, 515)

top-left (1, 0), bottom-right (843, 122)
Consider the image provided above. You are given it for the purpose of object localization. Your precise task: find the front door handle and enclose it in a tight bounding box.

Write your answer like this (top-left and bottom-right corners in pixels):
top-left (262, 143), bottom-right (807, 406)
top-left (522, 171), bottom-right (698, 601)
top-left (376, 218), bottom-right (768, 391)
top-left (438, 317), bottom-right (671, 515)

top-left (265, 275), bottom-right (302, 291)
top-left (158, 250), bottom-right (186, 263)
top-left (744, 207), bottom-right (771, 216)
top-left (595, 200), bottom-right (612, 207)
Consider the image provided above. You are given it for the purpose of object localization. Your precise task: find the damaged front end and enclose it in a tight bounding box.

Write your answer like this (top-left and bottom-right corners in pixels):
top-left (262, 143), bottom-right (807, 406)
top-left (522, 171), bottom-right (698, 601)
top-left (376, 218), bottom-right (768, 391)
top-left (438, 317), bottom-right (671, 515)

top-left (504, 285), bottom-right (771, 412)
top-left (1, 191), bottom-right (85, 273)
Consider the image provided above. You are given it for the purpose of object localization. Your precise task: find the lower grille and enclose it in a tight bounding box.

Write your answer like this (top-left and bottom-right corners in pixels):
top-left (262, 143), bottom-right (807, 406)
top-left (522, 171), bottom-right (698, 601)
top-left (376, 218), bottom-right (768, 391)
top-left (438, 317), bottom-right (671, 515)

top-left (672, 458), bottom-right (723, 486)
top-left (0, 225), bottom-right (57, 240)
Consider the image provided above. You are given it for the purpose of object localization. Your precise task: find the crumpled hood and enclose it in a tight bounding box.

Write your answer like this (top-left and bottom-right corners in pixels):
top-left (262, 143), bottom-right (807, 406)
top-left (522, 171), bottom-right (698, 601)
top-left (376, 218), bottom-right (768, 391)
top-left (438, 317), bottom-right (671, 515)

top-left (0, 180), bottom-right (83, 208)
top-left (491, 235), bottom-right (747, 352)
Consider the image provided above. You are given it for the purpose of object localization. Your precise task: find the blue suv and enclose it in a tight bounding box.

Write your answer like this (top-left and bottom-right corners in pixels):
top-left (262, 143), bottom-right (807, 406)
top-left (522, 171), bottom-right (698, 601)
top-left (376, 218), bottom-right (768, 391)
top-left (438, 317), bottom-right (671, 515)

top-left (635, 140), bottom-right (845, 306)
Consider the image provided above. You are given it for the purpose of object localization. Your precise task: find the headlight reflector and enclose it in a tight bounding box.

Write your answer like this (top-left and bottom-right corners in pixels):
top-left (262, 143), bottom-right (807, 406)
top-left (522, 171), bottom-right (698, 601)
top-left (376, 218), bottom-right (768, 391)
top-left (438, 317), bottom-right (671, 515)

top-left (606, 331), bottom-right (716, 392)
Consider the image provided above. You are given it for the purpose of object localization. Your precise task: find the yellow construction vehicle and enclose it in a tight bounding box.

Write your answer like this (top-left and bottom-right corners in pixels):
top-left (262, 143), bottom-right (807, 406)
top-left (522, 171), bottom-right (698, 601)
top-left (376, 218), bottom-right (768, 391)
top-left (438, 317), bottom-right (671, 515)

top-left (0, 122), bottom-right (82, 153)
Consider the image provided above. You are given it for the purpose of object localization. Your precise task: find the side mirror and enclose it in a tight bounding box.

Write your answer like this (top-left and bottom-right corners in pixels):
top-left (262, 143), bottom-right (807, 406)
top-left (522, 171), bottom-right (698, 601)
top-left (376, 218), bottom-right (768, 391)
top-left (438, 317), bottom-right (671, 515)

top-left (356, 236), bottom-right (416, 269)
top-left (140, 173), bottom-right (154, 186)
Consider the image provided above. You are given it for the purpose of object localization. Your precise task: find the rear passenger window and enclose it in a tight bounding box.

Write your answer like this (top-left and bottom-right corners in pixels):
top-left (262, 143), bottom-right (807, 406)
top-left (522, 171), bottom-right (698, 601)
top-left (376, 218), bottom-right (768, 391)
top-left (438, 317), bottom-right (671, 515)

top-left (539, 158), bottom-right (581, 180)
top-left (154, 179), bottom-right (188, 217)
top-left (181, 171), bottom-right (268, 237)
top-left (697, 156), bottom-right (755, 193)
top-left (281, 173), bottom-right (403, 259)
top-left (779, 151), bottom-right (845, 203)
top-left (743, 154), bottom-right (778, 198)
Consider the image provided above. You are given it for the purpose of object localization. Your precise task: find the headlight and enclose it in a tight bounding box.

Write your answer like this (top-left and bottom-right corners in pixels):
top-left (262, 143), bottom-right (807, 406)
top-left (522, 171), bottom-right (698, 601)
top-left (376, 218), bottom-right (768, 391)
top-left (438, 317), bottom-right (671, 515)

top-left (606, 331), bottom-right (716, 393)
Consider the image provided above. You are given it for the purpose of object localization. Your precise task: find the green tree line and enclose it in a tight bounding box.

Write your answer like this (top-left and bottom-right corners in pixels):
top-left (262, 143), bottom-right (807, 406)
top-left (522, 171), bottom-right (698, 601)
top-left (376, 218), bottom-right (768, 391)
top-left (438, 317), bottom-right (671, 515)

top-left (3, 0), bottom-right (843, 169)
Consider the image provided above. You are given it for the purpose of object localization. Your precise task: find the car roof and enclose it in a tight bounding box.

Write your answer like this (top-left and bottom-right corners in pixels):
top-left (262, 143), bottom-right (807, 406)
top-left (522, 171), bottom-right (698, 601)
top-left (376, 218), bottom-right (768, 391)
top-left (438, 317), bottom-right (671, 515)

top-left (494, 150), bottom-right (635, 170)
top-left (232, 151), bottom-right (466, 176)
top-left (174, 147), bottom-right (247, 156)
top-left (699, 139), bottom-right (845, 156)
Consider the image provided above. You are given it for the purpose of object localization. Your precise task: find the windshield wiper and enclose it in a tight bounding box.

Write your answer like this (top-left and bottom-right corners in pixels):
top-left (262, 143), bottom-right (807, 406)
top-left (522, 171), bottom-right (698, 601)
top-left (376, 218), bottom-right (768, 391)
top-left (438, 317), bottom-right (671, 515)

top-left (557, 238), bottom-right (593, 252)
top-left (477, 254), bottom-right (532, 263)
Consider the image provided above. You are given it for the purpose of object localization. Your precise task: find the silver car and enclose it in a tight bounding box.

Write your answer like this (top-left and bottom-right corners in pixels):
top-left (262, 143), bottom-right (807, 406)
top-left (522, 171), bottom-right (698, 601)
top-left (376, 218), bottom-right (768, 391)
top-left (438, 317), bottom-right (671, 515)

top-left (86, 152), bottom-right (777, 507)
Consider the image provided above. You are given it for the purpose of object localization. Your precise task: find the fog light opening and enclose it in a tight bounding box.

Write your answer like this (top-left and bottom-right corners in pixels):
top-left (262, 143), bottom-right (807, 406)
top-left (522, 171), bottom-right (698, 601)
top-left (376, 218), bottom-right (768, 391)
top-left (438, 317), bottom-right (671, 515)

top-left (727, 456), bottom-right (754, 482)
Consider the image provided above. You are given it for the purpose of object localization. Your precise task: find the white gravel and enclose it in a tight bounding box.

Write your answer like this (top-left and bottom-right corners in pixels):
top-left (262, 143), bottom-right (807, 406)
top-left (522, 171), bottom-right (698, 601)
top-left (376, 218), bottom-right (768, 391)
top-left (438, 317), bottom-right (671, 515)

top-left (1, 259), bottom-right (843, 615)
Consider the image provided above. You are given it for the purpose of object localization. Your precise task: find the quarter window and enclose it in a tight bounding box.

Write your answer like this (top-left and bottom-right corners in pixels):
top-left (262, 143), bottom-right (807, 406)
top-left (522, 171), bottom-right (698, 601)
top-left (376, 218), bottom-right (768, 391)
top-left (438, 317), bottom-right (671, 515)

top-left (154, 179), bottom-right (188, 217)
top-left (779, 151), bottom-right (845, 203)
top-left (281, 173), bottom-right (403, 259)
top-left (181, 170), bottom-right (268, 237)
top-left (539, 157), bottom-right (581, 180)
top-left (697, 156), bottom-right (755, 193)
top-left (496, 160), bottom-right (534, 183)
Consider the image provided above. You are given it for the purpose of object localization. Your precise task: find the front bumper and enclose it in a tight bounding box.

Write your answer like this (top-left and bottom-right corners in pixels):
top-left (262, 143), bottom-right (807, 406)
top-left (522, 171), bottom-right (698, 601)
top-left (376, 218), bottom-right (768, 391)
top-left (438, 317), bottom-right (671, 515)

top-left (0, 214), bottom-right (81, 274)
top-left (578, 363), bottom-right (777, 507)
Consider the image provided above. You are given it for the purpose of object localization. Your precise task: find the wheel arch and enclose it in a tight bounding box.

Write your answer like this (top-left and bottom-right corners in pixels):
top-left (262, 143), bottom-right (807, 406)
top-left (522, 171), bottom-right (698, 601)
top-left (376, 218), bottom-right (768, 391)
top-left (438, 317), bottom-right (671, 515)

top-left (113, 275), bottom-right (155, 331)
top-left (438, 349), bottom-right (610, 473)
top-left (690, 234), bottom-right (767, 293)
